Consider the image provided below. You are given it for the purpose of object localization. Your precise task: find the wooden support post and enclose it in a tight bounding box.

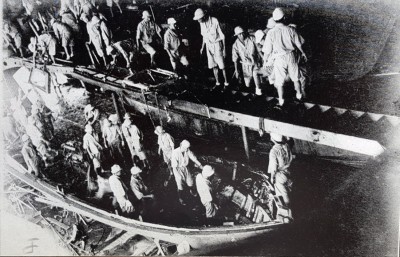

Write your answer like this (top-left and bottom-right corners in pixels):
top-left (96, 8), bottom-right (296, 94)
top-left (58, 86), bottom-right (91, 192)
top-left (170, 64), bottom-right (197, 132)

top-left (112, 92), bottom-right (122, 122)
top-left (241, 126), bottom-right (250, 161)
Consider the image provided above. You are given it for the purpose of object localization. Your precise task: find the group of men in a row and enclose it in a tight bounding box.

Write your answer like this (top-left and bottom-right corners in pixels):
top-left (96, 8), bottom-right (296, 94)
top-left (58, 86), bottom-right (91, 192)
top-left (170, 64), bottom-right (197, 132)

top-left (81, 105), bottom-right (220, 219)
top-left (8, 91), bottom-right (59, 177)
top-left (4, 1), bottom-right (308, 105)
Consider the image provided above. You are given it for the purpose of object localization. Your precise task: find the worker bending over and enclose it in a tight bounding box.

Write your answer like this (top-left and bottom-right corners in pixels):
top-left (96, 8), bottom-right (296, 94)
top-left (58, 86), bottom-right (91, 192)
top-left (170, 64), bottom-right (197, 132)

top-left (196, 165), bottom-right (219, 221)
top-left (164, 17), bottom-right (189, 74)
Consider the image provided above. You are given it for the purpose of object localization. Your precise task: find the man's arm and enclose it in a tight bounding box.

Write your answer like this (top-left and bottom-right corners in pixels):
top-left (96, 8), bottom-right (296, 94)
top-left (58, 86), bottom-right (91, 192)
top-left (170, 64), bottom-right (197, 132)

top-left (188, 150), bottom-right (202, 168)
top-left (262, 32), bottom-right (273, 66)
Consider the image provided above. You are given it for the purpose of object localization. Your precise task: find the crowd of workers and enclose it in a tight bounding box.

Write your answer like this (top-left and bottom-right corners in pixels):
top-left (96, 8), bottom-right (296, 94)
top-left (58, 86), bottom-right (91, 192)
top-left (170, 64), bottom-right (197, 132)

top-left (3, 0), bottom-right (297, 223)
top-left (4, 0), bottom-right (309, 106)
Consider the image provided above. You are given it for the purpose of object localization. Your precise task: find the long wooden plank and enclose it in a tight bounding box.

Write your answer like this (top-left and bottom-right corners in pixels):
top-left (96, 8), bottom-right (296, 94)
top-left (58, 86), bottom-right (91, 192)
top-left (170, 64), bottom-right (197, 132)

top-left (168, 100), bottom-right (385, 157)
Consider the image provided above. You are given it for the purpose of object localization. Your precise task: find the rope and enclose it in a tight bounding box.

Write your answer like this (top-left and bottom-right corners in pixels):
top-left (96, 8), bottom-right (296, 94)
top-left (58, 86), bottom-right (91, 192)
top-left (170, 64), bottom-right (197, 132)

top-left (141, 89), bottom-right (155, 128)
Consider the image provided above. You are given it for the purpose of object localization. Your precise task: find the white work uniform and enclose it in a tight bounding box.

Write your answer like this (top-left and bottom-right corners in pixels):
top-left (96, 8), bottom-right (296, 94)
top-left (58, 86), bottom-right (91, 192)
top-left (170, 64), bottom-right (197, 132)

top-left (200, 16), bottom-right (225, 69)
top-left (196, 174), bottom-right (218, 218)
top-left (121, 120), bottom-right (146, 160)
top-left (157, 132), bottom-right (174, 163)
top-left (171, 147), bottom-right (200, 190)
top-left (83, 132), bottom-right (102, 168)
top-left (109, 174), bottom-right (130, 211)
top-left (268, 143), bottom-right (293, 206)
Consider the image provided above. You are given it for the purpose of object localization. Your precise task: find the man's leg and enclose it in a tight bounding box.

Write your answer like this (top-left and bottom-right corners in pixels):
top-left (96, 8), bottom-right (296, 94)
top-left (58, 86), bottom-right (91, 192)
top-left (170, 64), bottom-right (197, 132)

top-left (275, 83), bottom-right (285, 106)
top-left (213, 67), bottom-right (220, 85)
top-left (293, 80), bottom-right (302, 100)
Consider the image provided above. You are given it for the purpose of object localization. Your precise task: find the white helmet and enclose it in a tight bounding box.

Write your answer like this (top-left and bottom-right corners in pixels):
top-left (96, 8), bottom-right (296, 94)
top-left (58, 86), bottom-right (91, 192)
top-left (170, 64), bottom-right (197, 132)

top-left (234, 26), bottom-right (244, 36)
top-left (254, 30), bottom-right (265, 44)
top-left (130, 166), bottom-right (142, 175)
top-left (167, 17), bottom-right (177, 25)
top-left (272, 8), bottom-right (284, 21)
top-left (270, 132), bottom-right (284, 143)
top-left (193, 8), bottom-right (205, 20)
top-left (202, 165), bottom-right (215, 178)
top-left (111, 164), bottom-right (122, 174)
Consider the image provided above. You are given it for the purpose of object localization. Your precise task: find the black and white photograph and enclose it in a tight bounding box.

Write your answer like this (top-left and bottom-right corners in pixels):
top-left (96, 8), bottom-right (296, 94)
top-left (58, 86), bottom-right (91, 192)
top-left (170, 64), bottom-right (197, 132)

top-left (1, 0), bottom-right (400, 255)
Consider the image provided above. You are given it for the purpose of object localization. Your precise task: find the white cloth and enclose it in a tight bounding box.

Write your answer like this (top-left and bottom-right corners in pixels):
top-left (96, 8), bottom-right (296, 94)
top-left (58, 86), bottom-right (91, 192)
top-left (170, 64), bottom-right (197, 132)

top-left (109, 174), bottom-right (128, 207)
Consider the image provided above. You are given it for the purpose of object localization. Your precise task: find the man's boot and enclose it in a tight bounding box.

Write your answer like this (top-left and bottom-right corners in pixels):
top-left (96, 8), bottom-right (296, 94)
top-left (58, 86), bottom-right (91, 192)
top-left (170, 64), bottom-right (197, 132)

top-left (178, 190), bottom-right (186, 206)
top-left (189, 187), bottom-right (198, 197)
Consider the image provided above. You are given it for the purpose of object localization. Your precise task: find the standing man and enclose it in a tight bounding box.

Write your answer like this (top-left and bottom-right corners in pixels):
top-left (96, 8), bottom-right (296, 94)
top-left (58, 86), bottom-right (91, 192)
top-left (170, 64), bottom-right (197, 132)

top-left (104, 114), bottom-right (125, 164)
top-left (3, 22), bottom-right (24, 57)
top-left (136, 10), bottom-right (162, 67)
top-left (164, 17), bottom-right (189, 74)
top-left (262, 8), bottom-right (307, 106)
top-left (82, 14), bottom-right (107, 67)
top-left (109, 164), bottom-right (135, 216)
top-left (154, 125), bottom-right (174, 185)
top-left (171, 140), bottom-right (203, 205)
top-left (267, 132), bottom-right (293, 220)
top-left (232, 26), bottom-right (262, 95)
top-left (129, 166), bottom-right (154, 219)
top-left (193, 8), bottom-right (228, 87)
top-left (83, 124), bottom-right (103, 174)
top-left (21, 134), bottom-right (42, 177)
top-left (51, 18), bottom-right (75, 60)
top-left (121, 113), bottom-right (148, 168)
top-left (195, 165), bottom-right (219, 220)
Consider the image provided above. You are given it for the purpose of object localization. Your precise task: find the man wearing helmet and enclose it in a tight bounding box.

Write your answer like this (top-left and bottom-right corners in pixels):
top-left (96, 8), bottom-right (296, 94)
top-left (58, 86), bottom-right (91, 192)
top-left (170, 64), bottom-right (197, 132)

top-left (262, 8), bottom-right (307, 106)
top-left (268, 132), bottom-right (293, 220)
top-left (136, 10), bottom-right (162, 67)
top-left (196, 165), bottom-right (219, 219)
top-left (171, 139), bottom-right (203, 205)
top-left (193, 8), bottom-right (229, 87)
top-left (109, 164), bottom-right (135, 216)
top-left (232, 26), bottom-right (262, 95)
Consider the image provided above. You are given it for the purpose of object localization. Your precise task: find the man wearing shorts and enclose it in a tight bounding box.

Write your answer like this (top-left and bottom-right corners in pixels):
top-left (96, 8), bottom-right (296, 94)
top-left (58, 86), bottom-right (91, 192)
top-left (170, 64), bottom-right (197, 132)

top-left (232, 26), bottom-right (261, 95)
top-left (136, 10), bottom-right (162, 67)
top-left (171, 140), bottom-right (203, 205)
top-left (193, 8), bottom-right (228, 87)
top-left (164, 17), bottom-right (189, 74)
top-left (51, 19), bottom-right (75, 60)
top-left (262, 8), bottom-right (307, 106)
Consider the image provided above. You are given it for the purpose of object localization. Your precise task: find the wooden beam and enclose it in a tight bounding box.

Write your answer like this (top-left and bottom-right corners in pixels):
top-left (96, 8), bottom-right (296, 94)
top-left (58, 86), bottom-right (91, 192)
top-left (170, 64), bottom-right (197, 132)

top-left (241, 126), bottom-right (250, 161)
top-left (112, 92), bottom-right (122, 122)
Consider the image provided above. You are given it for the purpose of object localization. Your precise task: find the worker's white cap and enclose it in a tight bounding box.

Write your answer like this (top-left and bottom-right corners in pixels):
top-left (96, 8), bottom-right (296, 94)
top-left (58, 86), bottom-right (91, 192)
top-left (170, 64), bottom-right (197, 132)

top-left (22, 134), bottom-right (30, 142)
top-left (108, 114), bottom-right (119, 124)
top-left (180, 139), bottom-right (190, 148)
top-left (267, 17), bottom-right (276, 29)
top-left (106, 45), bottom-right (115, 55)
top-left (85, 124), bottom-right (93, 133)
top-left (91, 15), bottom-right (100, 24)
top-left (142, 10), bottom-right (151, 18)
top-left (111, 164), bottom-right (122, 174)
top-left (272, 8), bottom-right (284, 21)
top-left (167, 17), bottom-right (177, 25)
top-left (288, 23), bottom-right (297, 29)
top-left (193, 8), bottom-right (205, 20)
top-left (130, 166), bottom-right (142, 175)
top-left (234, 26), bottom-right (244, 36)
top-left (123, 113), bottom-right (131, 120)
top-left (270, 132), bottom-right (284, 143)
top-left (202, 165), bottom-right (215, 178)
top-left (154, 125), bottom-right (164, 135)
top-left (254, 30), bottom-right (265, 44)
top-left (84, 104), bottom-right (94, 112)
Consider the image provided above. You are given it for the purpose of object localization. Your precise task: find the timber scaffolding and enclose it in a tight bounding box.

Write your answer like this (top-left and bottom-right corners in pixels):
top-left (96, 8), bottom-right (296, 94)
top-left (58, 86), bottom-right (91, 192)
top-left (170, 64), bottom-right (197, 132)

top-left (4, 57), bottom-right (400, 159)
